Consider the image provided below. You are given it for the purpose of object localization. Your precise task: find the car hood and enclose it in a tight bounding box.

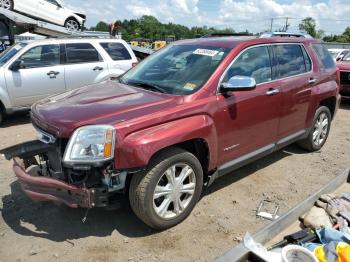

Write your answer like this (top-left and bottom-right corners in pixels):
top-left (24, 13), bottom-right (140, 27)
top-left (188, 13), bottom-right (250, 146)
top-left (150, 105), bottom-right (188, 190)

top-left (337, 61), bottom-right (350, 70)
top-left (31, 81), bottom-right (181, 138)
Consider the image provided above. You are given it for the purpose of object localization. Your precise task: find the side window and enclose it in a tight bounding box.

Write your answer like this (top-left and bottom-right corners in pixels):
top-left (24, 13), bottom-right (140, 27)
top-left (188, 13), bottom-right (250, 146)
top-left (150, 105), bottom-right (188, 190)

top-left (17, 45), bottom-right (60, 68)
top-left (312, 44), bottom-right (335, 69)
top-left (273, 45), bottom-right (306, 78)
top-left (46, 0), bottom-right (59, 6)
top-left (301, 46), bottom-right (312, 72)
top-left (65, 43), bottom-right (102, 64)
top-left (223, 46), bottom-right (272, 84)
top-left (100, 42), bottom-right (132, 60)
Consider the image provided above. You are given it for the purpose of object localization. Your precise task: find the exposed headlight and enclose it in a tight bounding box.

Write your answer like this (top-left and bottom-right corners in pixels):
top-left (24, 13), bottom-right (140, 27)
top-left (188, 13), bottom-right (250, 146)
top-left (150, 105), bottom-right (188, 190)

top-left (63, 125), bottom-right (115, 164)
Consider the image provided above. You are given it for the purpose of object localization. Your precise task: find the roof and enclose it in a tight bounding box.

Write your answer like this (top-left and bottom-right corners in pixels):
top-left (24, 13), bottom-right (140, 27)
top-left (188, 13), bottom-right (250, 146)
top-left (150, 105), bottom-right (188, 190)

top-left (173, 36), bottom-right (320, 49)
top-left (18, 37), bottom-right (128, 46)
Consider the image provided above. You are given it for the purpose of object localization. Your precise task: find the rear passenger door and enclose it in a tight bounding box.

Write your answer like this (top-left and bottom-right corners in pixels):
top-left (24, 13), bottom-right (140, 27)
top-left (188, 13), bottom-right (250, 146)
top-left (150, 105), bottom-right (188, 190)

top-left (216, 45), bottom-right (281, 165)
top-left (99, 42), bottom-right (136, 75)
top-left (63, 43), bottom-right (109, 90)
top-left (272, 44), bottom-right (314, 140)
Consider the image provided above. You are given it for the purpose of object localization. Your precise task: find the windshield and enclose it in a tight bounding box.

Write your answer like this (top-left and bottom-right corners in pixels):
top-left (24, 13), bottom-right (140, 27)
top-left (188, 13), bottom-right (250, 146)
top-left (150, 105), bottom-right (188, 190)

top-left (328, 50), bottom-right (338, 58)
top-left (120, 44), bottom-right (230, 95)
top-left (342, 52), bottom-right (350, 61)
top-left (0, 43), bottom-right (27, 66)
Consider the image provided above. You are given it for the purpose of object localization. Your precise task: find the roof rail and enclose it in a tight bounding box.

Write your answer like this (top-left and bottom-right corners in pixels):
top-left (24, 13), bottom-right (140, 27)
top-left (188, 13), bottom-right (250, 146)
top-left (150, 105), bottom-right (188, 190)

top-left (201, 32), bottom-right (253, 38)
top-left (48, 32), bottom-right (120, 39)
top-left (260, 32), bottom-right (313, 38)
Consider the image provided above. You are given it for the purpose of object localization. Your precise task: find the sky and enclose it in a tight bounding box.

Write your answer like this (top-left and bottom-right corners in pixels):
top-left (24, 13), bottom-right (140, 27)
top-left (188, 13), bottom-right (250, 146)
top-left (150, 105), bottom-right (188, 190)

top-left (62, 0), bottom-right (350, 35)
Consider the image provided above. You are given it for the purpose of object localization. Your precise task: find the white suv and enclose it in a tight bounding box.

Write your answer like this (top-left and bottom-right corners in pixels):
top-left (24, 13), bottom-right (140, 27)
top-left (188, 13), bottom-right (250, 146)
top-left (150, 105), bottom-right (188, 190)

top-left (0, 38), bottom-right (138, 123)
top-left (0, 0), bottom-right (85, 31)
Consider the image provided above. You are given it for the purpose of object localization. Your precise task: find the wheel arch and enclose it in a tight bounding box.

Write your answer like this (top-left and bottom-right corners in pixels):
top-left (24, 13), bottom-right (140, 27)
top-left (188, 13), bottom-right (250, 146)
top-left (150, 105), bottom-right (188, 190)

top-left (319, 96), bottom-right (337, 119)
top-left (64, 16), bottom-right (80, 28)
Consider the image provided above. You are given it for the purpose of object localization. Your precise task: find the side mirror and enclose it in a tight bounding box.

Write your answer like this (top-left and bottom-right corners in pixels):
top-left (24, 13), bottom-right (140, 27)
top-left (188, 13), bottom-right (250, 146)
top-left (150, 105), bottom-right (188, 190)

top-left (336, 57), bottom-right (342, 61)
top-left (10, 60), bottom-right (25, 71)
top-left (221, 76), bottom-right (256, 92)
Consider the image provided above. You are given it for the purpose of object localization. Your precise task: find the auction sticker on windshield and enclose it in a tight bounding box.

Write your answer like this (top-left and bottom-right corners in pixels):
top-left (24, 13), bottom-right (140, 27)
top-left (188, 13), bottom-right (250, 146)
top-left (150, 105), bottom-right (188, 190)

top-left (193, 49), bottom-right (219, 57)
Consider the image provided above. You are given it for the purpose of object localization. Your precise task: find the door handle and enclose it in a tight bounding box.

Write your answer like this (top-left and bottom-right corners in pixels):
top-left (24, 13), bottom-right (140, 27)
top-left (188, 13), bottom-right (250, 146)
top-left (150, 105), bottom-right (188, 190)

top-left (308, 78), bottom-right (317, 84)
top-left (93, 66), bottom-right (103, 71)
top-left (266, 88), bottom-right (280, 96)
top-left (47, 71), bottom-right (60, 76)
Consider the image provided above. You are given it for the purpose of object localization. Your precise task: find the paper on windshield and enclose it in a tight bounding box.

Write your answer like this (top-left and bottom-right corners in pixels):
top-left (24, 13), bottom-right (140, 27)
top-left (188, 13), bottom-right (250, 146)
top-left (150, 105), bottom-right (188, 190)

top-left (193, 49), bottom-right (219, 57)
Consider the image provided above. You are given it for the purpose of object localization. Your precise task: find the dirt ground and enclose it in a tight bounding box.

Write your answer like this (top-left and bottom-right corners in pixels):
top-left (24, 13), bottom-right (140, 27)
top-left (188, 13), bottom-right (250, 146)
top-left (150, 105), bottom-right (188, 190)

top-left (0, 103), bottom-right (350, 262)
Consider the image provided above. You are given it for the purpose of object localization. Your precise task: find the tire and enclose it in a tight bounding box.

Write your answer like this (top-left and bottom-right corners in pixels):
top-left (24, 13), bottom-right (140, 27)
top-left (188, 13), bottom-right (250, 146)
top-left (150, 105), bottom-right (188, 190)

top-left (0, 0), bottom-right (13, 10)
top-left (129, 147), bottom-right (203, 230)
top-left (297, 106), bottom-right (332, 152)
top-left (0, 109), bottom-right (3, 125)
top-left (64, 18), bottom-right (80, 32)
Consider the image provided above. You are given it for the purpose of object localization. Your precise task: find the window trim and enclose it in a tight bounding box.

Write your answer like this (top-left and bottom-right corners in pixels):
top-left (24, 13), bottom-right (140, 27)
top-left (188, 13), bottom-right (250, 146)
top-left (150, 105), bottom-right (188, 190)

top-left (13, 44), bottom-right (61, 69)
top-left (217, 43), bottom-right (314, 94)
top-left (64, 43), bottom-right (104, 65)
top-left (272, 44), bottom-right (312, 80)
top-left (99, 42), bottom-right (132, 61)
top-left (221, 45), bottom-right (273, 86)
top-left (312, 43), bottom-right (336, 70)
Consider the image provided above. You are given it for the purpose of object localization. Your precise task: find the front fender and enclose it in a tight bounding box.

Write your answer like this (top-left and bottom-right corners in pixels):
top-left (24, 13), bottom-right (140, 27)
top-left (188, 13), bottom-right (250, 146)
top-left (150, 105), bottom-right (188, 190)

top-left (116, 115), bottom-right (218, 170)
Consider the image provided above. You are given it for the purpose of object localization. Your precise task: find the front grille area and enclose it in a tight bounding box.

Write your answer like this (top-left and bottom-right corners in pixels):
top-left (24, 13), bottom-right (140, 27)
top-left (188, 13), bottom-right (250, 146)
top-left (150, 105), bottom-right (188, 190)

top-left (340, 71), bottom-right (350, 85)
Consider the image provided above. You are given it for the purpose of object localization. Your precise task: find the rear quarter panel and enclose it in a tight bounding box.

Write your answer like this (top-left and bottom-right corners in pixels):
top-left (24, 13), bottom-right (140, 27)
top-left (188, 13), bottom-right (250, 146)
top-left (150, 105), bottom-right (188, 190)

top-left (304, 43), bottom-right (339, 128)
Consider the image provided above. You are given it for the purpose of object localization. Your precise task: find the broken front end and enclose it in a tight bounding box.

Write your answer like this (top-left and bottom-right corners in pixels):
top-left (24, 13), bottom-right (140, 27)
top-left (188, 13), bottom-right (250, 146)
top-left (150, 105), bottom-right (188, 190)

top-left (1, 125), bottom-right (129, 208)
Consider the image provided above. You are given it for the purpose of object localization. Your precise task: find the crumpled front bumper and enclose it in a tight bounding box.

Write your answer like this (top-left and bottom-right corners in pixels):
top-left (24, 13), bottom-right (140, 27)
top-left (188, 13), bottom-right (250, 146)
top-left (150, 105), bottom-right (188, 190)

top-left (12, 157), bottom-right (93, 208)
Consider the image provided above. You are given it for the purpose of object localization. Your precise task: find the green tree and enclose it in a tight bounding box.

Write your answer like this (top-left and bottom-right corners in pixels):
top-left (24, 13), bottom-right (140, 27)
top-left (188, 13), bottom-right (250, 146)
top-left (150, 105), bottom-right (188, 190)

top-left (299, 17), bottom-right (317, 37)
top-left (88, 16), bottom-right (242, 41)
top-left (90, 21), bottom-right (109, 32)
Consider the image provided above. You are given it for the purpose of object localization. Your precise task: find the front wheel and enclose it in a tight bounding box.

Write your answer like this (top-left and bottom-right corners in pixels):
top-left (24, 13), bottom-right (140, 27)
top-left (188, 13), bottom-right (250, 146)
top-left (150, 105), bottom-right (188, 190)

top-left (65, 18), bottom-right (80, 32)
top-left (0, 109), bottom-right (3, 125)
top-left (297, 106), bottom-right (332, 151)
top-left (129, 148), bottom-right (203, 229)
top-left (0, 0), bottom-right (13, 10)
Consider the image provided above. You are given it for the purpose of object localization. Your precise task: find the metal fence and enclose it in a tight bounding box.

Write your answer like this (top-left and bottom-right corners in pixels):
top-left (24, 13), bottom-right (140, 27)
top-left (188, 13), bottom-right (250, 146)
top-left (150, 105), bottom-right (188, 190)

top-left (324, 42), bottom-right (350, 49)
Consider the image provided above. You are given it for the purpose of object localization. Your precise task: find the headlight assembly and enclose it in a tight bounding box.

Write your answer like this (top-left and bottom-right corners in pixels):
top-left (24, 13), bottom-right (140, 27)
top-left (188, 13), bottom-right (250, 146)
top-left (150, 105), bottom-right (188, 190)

top-left (63, 125), bottom-right (115, 164)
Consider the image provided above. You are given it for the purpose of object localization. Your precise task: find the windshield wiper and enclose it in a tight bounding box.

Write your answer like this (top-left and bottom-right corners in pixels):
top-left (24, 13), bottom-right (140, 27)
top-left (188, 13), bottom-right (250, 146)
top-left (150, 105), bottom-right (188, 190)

top-left (127, 81), bottom-right (166, 93)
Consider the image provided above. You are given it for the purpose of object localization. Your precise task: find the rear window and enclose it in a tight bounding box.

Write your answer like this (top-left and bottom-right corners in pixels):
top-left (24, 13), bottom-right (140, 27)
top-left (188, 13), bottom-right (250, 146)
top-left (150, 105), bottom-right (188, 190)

top-left (312, 44), bottom-right (335, 69)
top-left (65, 43), bottom-right (102, 64)
top-left (100, 42), bottom-right (132, 60)
top-left (273, 44), bottom-right (307, 78)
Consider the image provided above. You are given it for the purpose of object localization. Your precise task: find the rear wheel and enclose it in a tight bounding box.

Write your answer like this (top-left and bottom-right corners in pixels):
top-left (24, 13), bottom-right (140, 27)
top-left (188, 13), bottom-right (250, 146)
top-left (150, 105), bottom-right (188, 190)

top-left (65, 18), bottom-right (80, 32)
top-left (0, 0), bottom-right (13, 10)
top-left (297, 106), bottom-right (331, 151)
top-left (0, 110), bottom-right (3, 125)
top-left (129, 148), bottom-right (203, 229)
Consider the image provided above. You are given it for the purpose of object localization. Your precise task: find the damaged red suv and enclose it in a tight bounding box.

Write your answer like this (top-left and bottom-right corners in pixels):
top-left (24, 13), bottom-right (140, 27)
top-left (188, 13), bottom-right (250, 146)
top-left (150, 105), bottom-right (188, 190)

top-left (1, 36), bottom-right (340, 229)
top-left (336, 52), bottom-right (350, 98)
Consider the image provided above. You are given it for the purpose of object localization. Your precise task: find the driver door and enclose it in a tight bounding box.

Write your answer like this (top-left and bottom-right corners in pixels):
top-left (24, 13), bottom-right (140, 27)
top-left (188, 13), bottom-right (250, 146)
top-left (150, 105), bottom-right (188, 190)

top-left (5, 44), bottom-right (66, 107)
top-left (215, 45), bottom-right (281, 167)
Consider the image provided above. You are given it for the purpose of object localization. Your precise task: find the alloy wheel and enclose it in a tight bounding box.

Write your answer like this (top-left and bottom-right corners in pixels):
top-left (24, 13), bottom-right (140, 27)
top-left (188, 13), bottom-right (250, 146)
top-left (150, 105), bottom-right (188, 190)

top-left (66, 20), bottom-right (80, 32)
top-left (153, 163), bottom-right (196, 220)
top-left (0, 0), bottom-right (12, 9)
top-left (312, 112), bottom-right (329, 146)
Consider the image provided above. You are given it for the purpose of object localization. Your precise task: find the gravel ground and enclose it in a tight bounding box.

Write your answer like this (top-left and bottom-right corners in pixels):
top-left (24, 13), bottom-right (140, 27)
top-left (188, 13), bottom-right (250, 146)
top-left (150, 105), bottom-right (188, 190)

top-left (0, 102), bottom-right (350, 262)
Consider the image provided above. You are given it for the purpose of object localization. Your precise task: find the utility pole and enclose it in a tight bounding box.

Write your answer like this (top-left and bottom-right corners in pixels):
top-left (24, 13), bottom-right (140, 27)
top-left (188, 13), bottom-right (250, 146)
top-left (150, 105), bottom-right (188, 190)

top-left (284, 17), bottom-right (290, 32)
top-left (270, 18), bottom-right (274, 32)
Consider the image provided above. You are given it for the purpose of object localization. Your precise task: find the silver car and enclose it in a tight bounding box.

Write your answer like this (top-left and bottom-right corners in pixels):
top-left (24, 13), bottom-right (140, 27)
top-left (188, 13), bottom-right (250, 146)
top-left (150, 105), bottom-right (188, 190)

top-left (0, 0), bottom-right (85, 32)
top-left (0, 38), bottom-right (138, 123)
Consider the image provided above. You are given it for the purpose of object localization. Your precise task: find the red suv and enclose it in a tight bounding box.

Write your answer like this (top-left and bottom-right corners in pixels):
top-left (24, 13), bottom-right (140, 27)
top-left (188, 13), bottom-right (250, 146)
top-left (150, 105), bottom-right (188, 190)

top-left (1, 36), bottom-right (340, 229)
top-left (336, 52), bottom-right (350, 98)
